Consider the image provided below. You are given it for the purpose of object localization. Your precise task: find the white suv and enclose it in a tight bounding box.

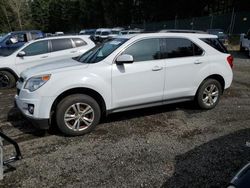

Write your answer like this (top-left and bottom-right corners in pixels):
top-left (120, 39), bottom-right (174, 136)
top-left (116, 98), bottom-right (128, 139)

top-left (15, 33), bottom-right (233, 136)
top-left (0, 36), bottom-right (95, 88)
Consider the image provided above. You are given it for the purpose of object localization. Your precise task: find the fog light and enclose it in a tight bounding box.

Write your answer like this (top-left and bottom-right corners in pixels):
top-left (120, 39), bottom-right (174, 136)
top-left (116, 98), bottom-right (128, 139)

top-left (28, 104), bottom-right (34, 115)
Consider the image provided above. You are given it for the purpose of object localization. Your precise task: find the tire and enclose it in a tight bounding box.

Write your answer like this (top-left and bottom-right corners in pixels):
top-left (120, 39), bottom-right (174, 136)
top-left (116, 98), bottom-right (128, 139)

top-left (196, 79), bottom-right (222, 110)
top-left (0, 71), bottom-right (16, 89)
top-left (56, 94), bottom-right (101, 136)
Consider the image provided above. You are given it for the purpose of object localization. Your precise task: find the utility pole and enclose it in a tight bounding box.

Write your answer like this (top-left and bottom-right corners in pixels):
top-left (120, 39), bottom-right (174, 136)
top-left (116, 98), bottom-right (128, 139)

top-left (229, 7), bottom-right (235, 35)
top-left (174, 15), bottom-right (178, 29)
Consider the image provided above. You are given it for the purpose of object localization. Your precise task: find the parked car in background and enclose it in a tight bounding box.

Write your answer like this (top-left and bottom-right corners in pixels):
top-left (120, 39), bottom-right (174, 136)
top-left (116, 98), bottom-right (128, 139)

top-left (0, 30), bottom-right (44, 56)
top-left (227, 163), bottom-right (250, 188)
top-left (207, 29), bottom-right (229, 46)
top-left (120, 29), bottom-right (143, 35)
top-left (55, 32), bottom-right (64, 36)
top-left (240, 29), bottom-right (250, 57)
top-left (79, 29), bottom-right (96, 36)
top-left (15, 33), bottom-right (233, 136)
top-left (79, 29), bottom-right (96, 42)
top-left (109, 27), bottom-right (124, 38)
top-left (94, 28), bottom-right (112, 42)
top-left (0, 35), bottom-right (95, 88)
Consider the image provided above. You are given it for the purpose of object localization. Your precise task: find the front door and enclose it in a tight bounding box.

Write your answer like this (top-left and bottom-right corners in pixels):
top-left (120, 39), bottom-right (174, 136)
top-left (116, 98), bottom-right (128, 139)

top-left (112, 38), bottom-right (165, 109)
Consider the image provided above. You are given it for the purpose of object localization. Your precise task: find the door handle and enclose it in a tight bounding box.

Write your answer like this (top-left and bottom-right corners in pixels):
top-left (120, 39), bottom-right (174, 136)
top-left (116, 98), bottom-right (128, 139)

top-left (70, 50), bottom-right (77, 53)
top-left (41, 55), bottom-right (48, 59)
top-left (152, 66), bottom-right (163, 71)
top-left (194, 60), bottom-right (203, 65)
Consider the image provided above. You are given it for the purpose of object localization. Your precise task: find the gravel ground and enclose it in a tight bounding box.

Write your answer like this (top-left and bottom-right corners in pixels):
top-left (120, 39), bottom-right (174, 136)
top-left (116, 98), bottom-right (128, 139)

top-left (0, 52), bottom-right (250, 188)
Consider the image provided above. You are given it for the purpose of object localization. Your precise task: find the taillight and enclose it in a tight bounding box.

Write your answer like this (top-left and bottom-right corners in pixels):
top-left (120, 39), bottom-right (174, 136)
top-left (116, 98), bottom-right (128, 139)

top-left (227, 55), bottom-right (234, 68)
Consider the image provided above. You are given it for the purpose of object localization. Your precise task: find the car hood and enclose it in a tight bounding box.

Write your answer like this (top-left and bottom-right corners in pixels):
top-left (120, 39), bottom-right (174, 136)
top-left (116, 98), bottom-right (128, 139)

top-left (21, 58), bottom-right (87, 79)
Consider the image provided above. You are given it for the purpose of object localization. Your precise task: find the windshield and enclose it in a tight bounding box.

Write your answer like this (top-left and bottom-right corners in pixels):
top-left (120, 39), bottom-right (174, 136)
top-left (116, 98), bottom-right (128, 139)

top-left (0, 34), bottom-right (8, 43)
top-left (112, 31), bottom-right (120, 35)
top-left (101, 31), bottom-right (110, 36)
top-left (77, 38), bottom-right (128, 64)
top-left (95, 31), bottom-right (101, 35)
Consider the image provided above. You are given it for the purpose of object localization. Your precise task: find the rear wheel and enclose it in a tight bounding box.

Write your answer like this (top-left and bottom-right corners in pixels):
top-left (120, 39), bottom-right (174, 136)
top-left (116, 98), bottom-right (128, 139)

top-left (56, 94), bottom-right (101, 136)
top-left (0, 71), bottom-right (16, 89)
top-left (196, 79), bottom-right (222, 110)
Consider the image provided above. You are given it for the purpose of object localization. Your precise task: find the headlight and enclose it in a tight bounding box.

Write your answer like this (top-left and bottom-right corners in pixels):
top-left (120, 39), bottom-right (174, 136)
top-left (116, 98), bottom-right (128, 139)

top-left (24, 74), bottom-right (51, 92)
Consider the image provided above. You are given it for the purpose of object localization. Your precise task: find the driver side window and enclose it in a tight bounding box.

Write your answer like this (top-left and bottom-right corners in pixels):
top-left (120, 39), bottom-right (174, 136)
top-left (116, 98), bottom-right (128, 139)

top-left (22, 40), bottom-right (49, 56)
top-left (123, 38), bottom-right (161, 62)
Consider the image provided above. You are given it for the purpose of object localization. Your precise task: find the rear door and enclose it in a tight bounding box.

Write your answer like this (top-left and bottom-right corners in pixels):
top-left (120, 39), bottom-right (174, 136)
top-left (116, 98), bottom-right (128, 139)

top-left (162, 38), bottom-right (206, 100)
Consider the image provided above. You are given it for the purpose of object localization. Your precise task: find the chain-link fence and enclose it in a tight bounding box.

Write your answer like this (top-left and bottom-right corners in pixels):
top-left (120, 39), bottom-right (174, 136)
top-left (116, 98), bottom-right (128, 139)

top-left (131, 11), bottom-right (250, 34)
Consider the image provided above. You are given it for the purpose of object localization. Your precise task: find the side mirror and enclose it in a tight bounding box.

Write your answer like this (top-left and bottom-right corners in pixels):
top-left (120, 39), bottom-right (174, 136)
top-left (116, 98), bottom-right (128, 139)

top-left (116, 54), bottom-right (134, 65)
top-left (17, 51), bottom-right (26, 57)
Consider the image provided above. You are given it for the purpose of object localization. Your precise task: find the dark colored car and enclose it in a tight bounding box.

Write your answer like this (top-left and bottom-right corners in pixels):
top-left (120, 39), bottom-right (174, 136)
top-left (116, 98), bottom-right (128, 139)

top-left (207, 29), bottom-right (229, 45)
top-left (227, 163), bottom-right (250, 188)
top-left (0, 30), bottom-right (44, 56)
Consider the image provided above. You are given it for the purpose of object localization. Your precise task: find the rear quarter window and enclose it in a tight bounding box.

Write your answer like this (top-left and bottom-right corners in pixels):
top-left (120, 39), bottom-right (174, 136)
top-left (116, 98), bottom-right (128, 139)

top-left (200, 38), bottom-right (228, 53)
top-left (72, 38), bottom-right (87, 47)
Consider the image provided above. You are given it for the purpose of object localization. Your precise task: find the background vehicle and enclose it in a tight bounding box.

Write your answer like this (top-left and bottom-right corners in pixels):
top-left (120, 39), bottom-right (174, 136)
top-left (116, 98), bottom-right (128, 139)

top-left (207, 29), bottom-right (229, 46)
top-left (94, 28), bottom-right (112, 42)
top-left (79, 29), bottom-right (96, 36)
top-left (0, 30), bottom-right (44, 56)
top-left (15, 33), bottom-right (233, 136)
top-left (79, 29), bottom-right (96, 42)
top-left (120, 29), bottom-right (143, 35)
top-left (240, 30), bottom-right (250, 57)
top-left (109, 27), bottom-right (124, 38)
top-left (54, 32), bottom-right (64, 36)
top-left (0, 35), bottom-right (95, 88)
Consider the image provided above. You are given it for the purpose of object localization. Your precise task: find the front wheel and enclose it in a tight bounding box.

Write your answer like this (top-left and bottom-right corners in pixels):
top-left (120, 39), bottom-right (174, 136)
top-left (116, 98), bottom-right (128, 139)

top-left (0, 71), bottom-right (16, 89)
top-left (56, 94), bottom-right (101, 136)
top-left (196, 79), bottom-right (222, 110)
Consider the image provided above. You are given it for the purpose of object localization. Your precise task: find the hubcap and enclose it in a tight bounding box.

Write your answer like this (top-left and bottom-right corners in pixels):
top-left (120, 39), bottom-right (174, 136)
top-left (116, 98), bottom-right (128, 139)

top-left (0, 73), bottom-right (10, 88)
top-left (202, 84), bottom-right (219, 106)
top-left (64, 103), bottom-right (94, 131)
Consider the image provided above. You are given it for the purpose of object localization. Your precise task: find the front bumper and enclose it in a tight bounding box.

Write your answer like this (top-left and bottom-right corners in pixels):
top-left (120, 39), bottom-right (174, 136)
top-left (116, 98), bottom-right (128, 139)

top-left (15, 88), bottom-right (55, 129)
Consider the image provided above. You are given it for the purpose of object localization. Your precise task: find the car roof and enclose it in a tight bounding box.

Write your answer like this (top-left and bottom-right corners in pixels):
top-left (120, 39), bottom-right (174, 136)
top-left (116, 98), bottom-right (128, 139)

top-left (116, 33), bottom-right (217, 40)
top-left (159, 29), bottom-right (206, 34)
top-left (10, 30), bottom-right (42, 34)
top-left (32, 35), bottom-right (90, 41)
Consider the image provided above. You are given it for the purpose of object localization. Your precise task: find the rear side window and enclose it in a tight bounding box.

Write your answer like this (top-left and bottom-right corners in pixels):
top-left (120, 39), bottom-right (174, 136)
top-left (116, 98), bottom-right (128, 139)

top-left (161, 38), bottom-right (203, 59)
top-left (72, 38), bottom-right (87, 47)
top-left (123, 38), bottom-right (161, 62)
top-left (51, 39), bottom-right (73, 52)
top-left (23, 40), bottom-right (49, 56)
top-left (200, 38), bottom-right (228, 53)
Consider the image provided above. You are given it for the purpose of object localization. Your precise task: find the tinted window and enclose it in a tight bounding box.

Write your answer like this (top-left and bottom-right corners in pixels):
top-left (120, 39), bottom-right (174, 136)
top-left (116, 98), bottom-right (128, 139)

top-left (51, 39), bottom-right (73, 52)
top-left (31, 32), bottom-right (43, 40)
top-left (123, 39), bottom-right (161, 62)
top-left (201, 38), bottom-right (228, 53)
top-left (161, 38), bottom-right (203, 58)
top-left (23, 40), bottom-right (49, 56)
top-left (72, 38), bottom-right (87, 47)
top-left (102, 31), bottom-right (110, 36)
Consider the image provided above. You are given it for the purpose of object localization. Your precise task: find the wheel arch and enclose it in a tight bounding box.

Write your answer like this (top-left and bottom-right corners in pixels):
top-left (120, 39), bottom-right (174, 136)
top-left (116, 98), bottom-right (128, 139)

top-left (51, 87), bottom-right (107, 117)
top-left (196, 74), bottom-right (225, 96)
top-left (0, 68), bottom-right (19, 80)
